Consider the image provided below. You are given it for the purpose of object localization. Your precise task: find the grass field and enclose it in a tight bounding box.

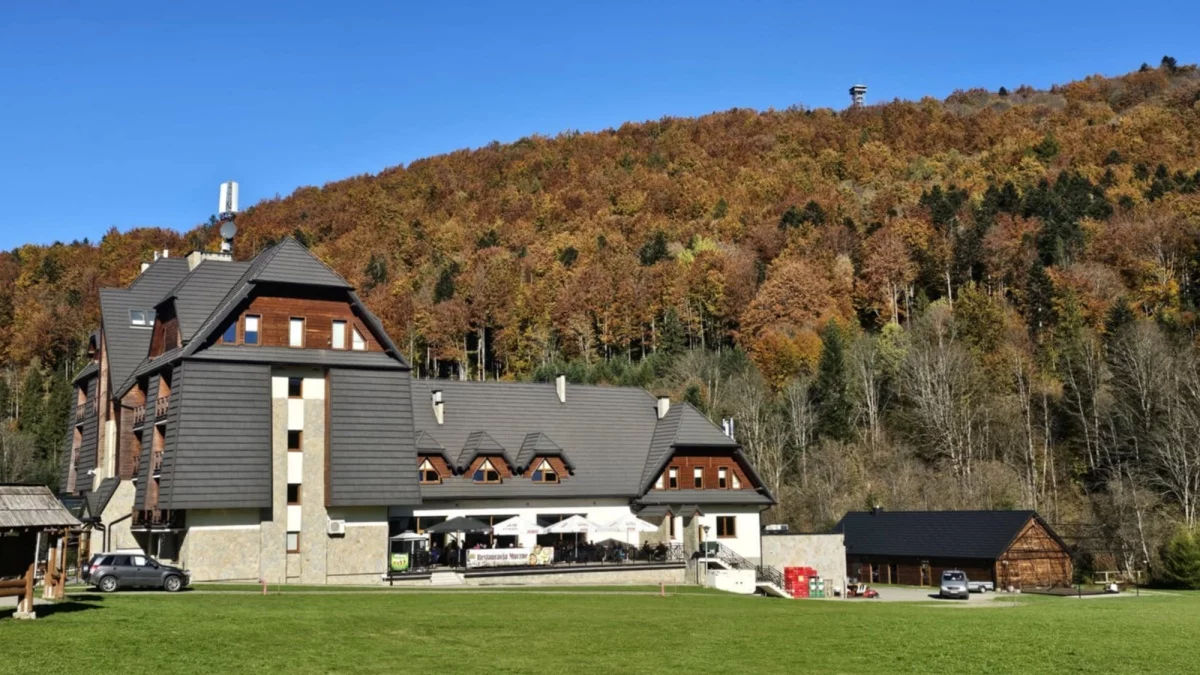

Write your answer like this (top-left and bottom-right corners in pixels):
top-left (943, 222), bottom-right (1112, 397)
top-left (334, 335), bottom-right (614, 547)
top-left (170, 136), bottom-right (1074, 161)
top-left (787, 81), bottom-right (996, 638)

top-left (3, 587), bottom-right (1197, 674)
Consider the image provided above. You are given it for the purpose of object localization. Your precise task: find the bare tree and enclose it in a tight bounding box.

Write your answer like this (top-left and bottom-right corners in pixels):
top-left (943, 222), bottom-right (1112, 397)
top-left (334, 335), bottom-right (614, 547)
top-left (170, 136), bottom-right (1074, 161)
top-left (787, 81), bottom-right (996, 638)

top-left (847, 335), bottom-right (889, 447)
top-left (0, 428), bottom-right (37, 484)
top-left (728, 371), bottom-right (789, 502)
top-left (782, 376), bottom-right (817, 487)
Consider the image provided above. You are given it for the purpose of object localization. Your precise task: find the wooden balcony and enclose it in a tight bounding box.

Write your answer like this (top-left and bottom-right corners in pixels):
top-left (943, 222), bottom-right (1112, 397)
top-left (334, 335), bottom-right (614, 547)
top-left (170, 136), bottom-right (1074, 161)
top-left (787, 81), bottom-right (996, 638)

top-left (133, 509), bottom-right (183, 529)
top-left (151, 449), bottom-right (164, 475)
top-left (132, 404), bottom-right (146, 426)
top-left (75, 402), bottom-right (93, 422)
top-left (154, 395), bottom-right (170, 419)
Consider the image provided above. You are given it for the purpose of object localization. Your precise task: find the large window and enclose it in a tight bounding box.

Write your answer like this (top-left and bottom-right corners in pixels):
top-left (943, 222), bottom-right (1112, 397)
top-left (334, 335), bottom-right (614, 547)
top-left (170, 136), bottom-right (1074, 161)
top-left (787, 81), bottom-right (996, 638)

top-left (244, 315), bottom-right (260, 345)
top-left (331, 320), bottom-right (347, 350)
top-left (531, 459), bottom-right (558, 483)
top-left (716, 516), bottom-right (736, 538)
top-left (473, 459), bottom-right (501, 484)
top-left (693, 466), bottom-right (704, 489)
top-left (351, 326), bottom-right (366, 351)
top-left (419, 458), bottom-right (440, 484)
top-left (289, 317), bottom-right (305, 347)
top-left (668, 467), bottom-right (678, 489)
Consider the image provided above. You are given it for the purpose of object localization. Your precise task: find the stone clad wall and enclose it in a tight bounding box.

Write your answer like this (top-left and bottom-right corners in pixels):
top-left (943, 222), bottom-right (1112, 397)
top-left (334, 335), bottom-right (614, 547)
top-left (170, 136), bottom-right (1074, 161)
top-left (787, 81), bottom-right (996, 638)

top-left (180, 508), bottom-right (263, 582)
top-left (760, 533), bottom-right (847, 593)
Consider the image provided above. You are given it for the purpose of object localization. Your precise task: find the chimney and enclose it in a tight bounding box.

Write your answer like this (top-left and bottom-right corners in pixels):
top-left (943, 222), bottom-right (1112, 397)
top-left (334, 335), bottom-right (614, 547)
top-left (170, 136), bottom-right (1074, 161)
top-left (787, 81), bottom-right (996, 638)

top-left (656, 396), bottom-right (671, 419)
top-left (432, 390), bottom-right (444, 425)
top-left (140, 262), bottom-right (151, 274)
top-left (555, 375), bottom-right (566, 404)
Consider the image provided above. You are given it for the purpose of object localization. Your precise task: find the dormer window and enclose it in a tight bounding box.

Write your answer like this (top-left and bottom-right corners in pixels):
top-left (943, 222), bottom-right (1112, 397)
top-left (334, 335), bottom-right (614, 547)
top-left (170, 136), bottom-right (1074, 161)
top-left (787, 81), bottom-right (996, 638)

top-left (222, 323), bottom-right (237, 343)
top-left (244, 315), bottom-right (260, 345)
top-left (130, 309), bottom-right (155, 328)
top-left (668, 467), bottom-right (678, 489)
top-left (351, 326), bottom-right (366, 351)
top-left (473, 459), bottom-right (501, 484)
top-left (531, 459), bottom-right (558, 484)
top-left (419, 458), bottom-right (440, 485)
top-left (718, 467), bottom-right (728, 489)
top-left (655, 474), bottom-right (663, 489)
top-left (732, 473), bottom-right (742, 489)
top-left (693, 466), bottom-right (704, 489)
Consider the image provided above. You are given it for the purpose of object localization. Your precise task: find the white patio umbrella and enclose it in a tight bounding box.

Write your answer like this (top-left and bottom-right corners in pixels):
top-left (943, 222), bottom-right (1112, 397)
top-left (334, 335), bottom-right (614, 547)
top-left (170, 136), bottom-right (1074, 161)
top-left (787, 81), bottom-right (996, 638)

top-left (602, 514), bottom-right (660, 540)
top-left (491, 515), bottom-right (547, 537)
top-left (546, 515), bottom-right (604, 561)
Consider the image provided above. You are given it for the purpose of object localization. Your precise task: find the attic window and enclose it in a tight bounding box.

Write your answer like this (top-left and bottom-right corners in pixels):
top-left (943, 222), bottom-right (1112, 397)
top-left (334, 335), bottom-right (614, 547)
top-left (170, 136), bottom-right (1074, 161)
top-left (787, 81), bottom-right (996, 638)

top-left (130, 309), bottom-right (156, 328)
top-left (244, 315), bottom-right (260, 345)
top-left (473, 459), bottom-right (501, 484)
top-left (419, 458), bottom-right (440, 485)
top-left (718, 467), bottom-right (728, 489)
top-left (693, 467), bottom-right (704, 489)
top-left (331, 320), bottom-right (347, 350)
top-left (532, 459), bottom-right (558, 484)
top-left (351, 326), bottom-right (366, 351)
top-left (221, 323), bottom-right (237, 343)
top-left (668, 467), bottom-right (678, 490)
top-left (732, 473), bottom-right (742, 489)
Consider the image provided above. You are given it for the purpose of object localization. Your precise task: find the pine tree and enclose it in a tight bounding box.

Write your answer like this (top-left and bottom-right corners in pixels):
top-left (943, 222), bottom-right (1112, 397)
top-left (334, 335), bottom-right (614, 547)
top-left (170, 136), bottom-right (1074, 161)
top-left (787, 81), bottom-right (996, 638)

top-left (1161, 528), bottom-right (1200, 589)
top-left (659, 308), bottom-right (685, 356)
top-left (813, 321), bottom-right (853, 442)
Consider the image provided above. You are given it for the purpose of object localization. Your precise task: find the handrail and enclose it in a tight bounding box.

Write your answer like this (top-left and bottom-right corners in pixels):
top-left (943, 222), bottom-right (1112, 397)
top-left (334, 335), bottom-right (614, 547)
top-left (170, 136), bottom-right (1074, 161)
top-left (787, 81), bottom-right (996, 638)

top-left (132, 404), bottom-right (146, 425)
top-left (154, 395), bottom-right (170, 419)
top-left (75, 402), bottom-right (92, 421)
top-left (151, 448), bottom-right (164, 474)
top-left (756, 564), bottom-right (785, 588)
top-left (711, 542), bottom-right (755, 571)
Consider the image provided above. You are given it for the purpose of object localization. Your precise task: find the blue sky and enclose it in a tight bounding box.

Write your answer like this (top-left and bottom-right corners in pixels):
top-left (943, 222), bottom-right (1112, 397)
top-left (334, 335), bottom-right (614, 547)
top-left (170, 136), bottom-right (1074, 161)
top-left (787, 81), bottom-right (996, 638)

top-left (1, 1), bottom-right (1196, 250)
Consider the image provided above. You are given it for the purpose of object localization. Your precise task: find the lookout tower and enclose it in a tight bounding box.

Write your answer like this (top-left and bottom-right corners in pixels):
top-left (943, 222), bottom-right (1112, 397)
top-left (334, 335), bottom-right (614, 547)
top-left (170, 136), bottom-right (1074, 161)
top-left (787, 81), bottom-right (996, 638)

top-left (849, 84), bottom-right (867, 107)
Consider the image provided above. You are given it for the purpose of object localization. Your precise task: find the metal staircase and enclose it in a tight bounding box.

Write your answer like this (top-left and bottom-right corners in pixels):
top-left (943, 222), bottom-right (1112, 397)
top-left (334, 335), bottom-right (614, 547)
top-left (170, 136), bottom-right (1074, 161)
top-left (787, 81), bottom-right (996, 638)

top-left (702, 543), bottom-right (789, 598)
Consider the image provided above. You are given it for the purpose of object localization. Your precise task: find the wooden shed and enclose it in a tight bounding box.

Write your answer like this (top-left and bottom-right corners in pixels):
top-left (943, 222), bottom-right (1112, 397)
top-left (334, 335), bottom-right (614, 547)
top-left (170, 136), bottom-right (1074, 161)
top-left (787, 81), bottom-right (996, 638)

top-left (1, 485), bottom-right (81, 619)
top-left (833, 509), bottom-right (1072, 589)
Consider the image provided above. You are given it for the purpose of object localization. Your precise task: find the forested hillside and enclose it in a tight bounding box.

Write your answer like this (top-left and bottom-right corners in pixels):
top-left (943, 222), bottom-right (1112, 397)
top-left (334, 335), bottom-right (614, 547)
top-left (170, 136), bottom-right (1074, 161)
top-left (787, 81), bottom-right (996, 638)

top-left (5, 58), bottom-right (1200, 579)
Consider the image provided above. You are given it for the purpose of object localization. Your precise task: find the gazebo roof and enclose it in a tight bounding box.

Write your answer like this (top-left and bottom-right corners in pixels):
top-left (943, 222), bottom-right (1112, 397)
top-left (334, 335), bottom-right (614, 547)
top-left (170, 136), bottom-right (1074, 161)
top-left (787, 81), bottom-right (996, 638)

top-left (0, 485), bottom-right (82, 529)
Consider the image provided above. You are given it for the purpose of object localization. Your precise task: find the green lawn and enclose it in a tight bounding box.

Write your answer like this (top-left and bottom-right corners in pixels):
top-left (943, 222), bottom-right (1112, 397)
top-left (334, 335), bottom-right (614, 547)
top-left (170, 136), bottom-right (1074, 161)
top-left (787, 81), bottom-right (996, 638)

top-left (4, 588), bottom-right (1197, 673)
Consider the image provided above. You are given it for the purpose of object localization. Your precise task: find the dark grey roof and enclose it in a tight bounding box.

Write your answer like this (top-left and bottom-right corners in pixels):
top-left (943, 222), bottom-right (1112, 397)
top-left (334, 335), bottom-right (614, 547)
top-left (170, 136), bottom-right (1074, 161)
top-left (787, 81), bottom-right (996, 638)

top-left (455, 431), bottom-right (514, 472)
top-left (328, 368), bottom-right (421, 506)
top-left (635, 490), bottom-right (773, 507)
top-left (187, 345), bottom-right (404, 369)
top-left (633, 504), bottom-right (672, 518)
top-left (252, 237), bottom-right (351, 289)
top-left (833, 510), bottom-right (1067, 560)
top-left (158, 260), bottom-right (252, 343)
top-left (639, 403), bottom-right (738, 493)
top-left (85, 477), bottom-right (120, 518)
top-left (414, 430), bottom-right (450, 458)
top-left (98, 258), bottom-right (190, 394)
top-left (515, 432), bottom-right (573, 472)
top-left (116, 347), bottom-right (183, 398)
top-left (71, 362), bottom-right (99, 384)
top-left (411, 379), bottom-right (660, 500)
top-left (159, 361), bottom-right (273, 510)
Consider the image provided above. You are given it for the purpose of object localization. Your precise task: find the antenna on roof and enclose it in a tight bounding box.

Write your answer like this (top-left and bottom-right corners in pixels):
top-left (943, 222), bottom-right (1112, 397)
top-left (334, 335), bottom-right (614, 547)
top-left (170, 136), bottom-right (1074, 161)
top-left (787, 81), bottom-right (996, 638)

top-left (218, 181), bottom-right (239, 219)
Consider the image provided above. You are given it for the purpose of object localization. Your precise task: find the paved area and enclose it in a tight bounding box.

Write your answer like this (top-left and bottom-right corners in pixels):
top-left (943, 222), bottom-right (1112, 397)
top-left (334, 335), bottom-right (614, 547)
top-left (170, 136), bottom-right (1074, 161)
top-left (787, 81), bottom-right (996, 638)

top-left (854, 585), bottom-right (1001, 603)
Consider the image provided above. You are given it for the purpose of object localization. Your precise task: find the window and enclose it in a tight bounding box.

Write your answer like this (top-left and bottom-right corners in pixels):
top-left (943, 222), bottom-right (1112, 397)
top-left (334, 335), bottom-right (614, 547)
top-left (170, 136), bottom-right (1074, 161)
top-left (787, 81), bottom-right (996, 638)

top-left (288, 377), bottom-right (303, 399)
top-left (286, 532), bottom-right (300, 553)
top-left (287, 430), bottom-right (302, 451)
top-left (668, 516), bottom-right (676, 539)
top-left (694, 466), bottom-right (704, 489)
top-left (732, 473), bottom-right (742, 490)
top-left (351, 326), bottom-right (366, 351)
top-left (531, 459), bottom-right (558, 483)
top-left (130, 310), bottom-right (153, 327)
top-left (654, 474), bottom-right (663, 489)
top-left (716, 516), bottom-right (736, 538)
top-left (473, 458), bottom-right (501, 483)
top-left (287, 484), bottom-right (300, 505)
top-left (718, 467), bottom-right (728, 489)
top-left (289, 318), bottom-right (305, 347)
top-left (244, 315), bottom-right (260, 345)
top-left (419, 458), bottom-right (441, 484)
top-left (332, 320), bottom-right (347, 349)
top-left (668, 467), bottom-right (678, 489)
top-left (221, 323), bottom-right (237, 343)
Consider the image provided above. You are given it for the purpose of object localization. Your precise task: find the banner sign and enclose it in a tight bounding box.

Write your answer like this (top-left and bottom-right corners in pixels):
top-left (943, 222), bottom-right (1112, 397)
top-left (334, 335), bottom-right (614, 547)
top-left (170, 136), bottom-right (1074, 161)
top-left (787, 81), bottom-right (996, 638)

top-left (466, 546), bottom-right (554, 569)
top-left (390, 553), bottom-right (409, 572)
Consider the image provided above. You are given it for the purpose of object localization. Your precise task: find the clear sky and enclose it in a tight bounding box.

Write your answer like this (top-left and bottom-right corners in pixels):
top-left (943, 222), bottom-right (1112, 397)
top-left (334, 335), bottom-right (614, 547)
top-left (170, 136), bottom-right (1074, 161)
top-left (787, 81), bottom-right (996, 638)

top-left (1, 1), bottom-right (1196, 250)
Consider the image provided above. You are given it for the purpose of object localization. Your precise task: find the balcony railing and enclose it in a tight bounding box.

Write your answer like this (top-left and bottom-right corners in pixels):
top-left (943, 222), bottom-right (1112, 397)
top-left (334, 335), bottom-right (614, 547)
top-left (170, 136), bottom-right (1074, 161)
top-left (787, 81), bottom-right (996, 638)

top-left (154, 395), bottom-right (170, 419)
top-left (133, 509), bottom-right (183, 529)
top-left (132, 404), bottom-right (146, 426)
top-left (131, 451), bottom-right (141, 477)
top-left (151, 449), bottom-right (164, 475)
top-left (75, 402), bottom-right (93, 422)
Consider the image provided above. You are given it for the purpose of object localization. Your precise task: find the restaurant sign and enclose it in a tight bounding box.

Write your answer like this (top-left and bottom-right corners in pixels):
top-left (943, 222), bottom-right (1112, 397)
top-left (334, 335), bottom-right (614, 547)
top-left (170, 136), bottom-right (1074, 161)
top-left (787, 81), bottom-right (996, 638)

top-left (390, 553), bottom-right (409, 571)
top-left (466, 546), bottom-right (554, 569)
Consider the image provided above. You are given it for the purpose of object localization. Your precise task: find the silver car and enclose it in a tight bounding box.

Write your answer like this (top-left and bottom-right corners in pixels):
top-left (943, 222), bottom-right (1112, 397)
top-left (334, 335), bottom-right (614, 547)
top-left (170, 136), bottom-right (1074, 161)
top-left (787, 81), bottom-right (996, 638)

top-left (940, 570), bottom-right (969, 599)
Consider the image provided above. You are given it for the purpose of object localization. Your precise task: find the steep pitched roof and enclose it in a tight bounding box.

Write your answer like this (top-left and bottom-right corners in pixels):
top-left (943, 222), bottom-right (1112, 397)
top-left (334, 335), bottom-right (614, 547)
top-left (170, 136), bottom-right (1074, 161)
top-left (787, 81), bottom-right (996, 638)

top-left (515, 432), bottom-right (573, 472)
top-left (85, 477), bottom-right (120, 519)
top-left (0, 485), bottom-right (81, 529)
top-left (98, 257), bottom-right (191, 394)
top-left (411, 379), bottom-right (660, 500)
top-left (833, 510), bottom-right (1066, 560)
top-left (251, 237), bottom-right (351, 289)
top-left (456, 431), bottom-right (514, 472)
top-left (158, 260), bottom-right (252, 343)
top-left (639, 403), bottom-right (739, 493)
top-left (414, 430), bottom-right (451, 459)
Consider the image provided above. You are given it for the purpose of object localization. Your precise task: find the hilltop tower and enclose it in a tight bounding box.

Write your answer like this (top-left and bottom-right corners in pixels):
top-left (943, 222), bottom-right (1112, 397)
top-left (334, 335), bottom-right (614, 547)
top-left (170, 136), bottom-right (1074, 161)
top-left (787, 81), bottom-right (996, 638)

top-left (849, 84), bottom-right (867, 107)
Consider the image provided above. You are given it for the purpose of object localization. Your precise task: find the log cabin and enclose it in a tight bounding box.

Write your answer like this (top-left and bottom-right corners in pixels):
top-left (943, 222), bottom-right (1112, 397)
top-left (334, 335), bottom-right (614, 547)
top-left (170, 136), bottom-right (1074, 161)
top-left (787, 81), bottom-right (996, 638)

top-left (834, 509), bottom-right (1072, 589)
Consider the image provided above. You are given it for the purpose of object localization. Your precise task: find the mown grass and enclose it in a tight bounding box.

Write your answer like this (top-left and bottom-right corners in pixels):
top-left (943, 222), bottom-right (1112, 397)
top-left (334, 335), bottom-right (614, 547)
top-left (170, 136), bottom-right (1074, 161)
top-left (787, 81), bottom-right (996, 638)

top-left (3, 589), bottom-right (1196, 673)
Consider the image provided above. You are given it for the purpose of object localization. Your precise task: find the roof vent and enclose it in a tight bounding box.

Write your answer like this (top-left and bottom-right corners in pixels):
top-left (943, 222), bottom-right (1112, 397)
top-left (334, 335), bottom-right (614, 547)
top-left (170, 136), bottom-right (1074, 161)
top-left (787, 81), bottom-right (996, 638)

top-left (432, 390), bottom-right (444, 425)
top-left (555, 375), bottom-right (566, 404)
top-left (656, 396), bottom-right (670, 420)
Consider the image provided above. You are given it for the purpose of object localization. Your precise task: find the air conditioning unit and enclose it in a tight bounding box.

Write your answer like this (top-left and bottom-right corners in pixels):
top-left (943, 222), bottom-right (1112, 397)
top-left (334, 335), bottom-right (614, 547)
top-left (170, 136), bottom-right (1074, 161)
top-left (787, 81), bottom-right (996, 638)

top-left (327, 519), bottom-right (346, 536)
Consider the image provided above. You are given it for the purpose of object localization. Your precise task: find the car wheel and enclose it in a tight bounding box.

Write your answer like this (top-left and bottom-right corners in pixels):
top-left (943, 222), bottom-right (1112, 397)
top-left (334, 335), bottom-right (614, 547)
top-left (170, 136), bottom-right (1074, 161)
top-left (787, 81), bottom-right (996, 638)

top-left (163, 575), bottom-right (183, 592)
top-left (99, 576), bottom-right (119, 593)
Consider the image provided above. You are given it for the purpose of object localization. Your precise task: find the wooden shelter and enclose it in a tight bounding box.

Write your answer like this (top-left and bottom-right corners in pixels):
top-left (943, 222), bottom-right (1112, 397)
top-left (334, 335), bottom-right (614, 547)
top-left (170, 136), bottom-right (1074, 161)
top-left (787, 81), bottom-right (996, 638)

top-left (0, 485), bottom-right (81, 619)
top-left (834, 509), bottom-right (1072, 589)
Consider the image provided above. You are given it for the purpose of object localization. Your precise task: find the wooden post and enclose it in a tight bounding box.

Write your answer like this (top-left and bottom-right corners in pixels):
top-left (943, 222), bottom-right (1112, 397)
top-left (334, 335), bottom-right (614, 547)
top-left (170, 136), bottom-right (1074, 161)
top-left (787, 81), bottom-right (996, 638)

top-left (21, 562), bottom-right (35, 616)
top-left (44, 544), bottom-right (58, 600)
top-left (55, 535), bottom-right (67, 600)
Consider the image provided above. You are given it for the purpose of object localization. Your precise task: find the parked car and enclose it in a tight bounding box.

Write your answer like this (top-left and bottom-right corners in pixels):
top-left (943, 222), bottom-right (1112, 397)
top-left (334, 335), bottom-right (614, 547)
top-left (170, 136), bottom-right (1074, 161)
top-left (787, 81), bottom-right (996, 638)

top-left (968, 579), bottom-right (995, 593)
top-left (939, 570), bottom-right (970, 599)
top-left (83, 552), bottom-right (190, 592)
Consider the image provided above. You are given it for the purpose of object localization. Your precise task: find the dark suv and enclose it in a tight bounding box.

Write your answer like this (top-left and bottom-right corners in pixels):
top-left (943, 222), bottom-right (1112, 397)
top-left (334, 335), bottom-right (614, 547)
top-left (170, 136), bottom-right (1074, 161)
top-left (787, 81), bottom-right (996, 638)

top-left (83, 553), bottom-right (190, 592)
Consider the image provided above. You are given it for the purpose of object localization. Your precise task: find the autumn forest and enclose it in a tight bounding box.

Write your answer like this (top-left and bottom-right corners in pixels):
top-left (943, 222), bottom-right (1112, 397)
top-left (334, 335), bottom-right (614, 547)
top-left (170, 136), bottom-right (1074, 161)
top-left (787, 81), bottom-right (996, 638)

top-left (4, 59), bottom-right (1200, 579)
